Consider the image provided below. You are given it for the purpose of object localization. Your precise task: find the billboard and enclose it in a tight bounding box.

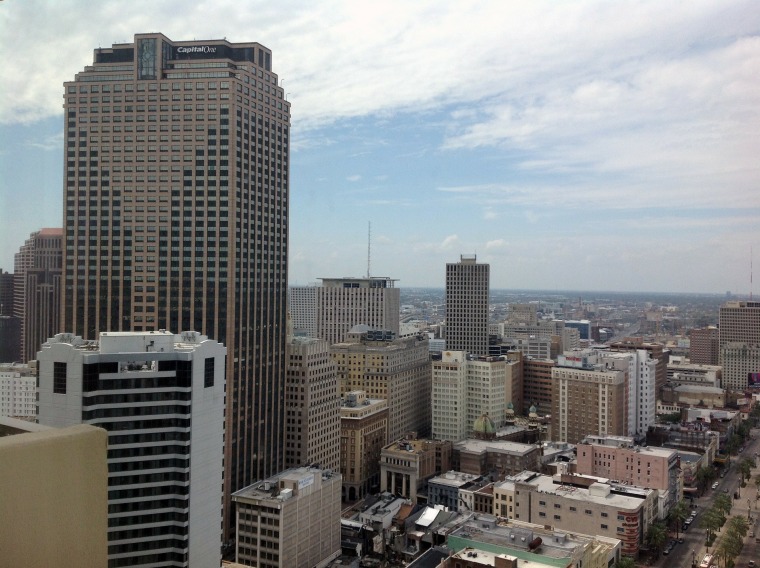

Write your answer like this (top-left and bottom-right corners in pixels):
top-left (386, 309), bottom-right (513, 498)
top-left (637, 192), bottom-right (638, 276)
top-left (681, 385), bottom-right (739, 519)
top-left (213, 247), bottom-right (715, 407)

top-left (748, 372), bottom-right (760, 387)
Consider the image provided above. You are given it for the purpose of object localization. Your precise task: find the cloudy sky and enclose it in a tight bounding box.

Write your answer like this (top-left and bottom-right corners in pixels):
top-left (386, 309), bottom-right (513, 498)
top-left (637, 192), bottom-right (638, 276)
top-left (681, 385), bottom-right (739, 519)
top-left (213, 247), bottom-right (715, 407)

top-left (1, 0), bottom-right (759, 294)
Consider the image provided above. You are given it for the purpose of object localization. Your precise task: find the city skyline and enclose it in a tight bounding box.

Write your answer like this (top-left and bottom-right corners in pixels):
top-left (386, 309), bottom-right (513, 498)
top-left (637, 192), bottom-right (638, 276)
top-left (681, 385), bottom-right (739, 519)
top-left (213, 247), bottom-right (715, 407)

top-left (1, 1), bottom-right (759, 294)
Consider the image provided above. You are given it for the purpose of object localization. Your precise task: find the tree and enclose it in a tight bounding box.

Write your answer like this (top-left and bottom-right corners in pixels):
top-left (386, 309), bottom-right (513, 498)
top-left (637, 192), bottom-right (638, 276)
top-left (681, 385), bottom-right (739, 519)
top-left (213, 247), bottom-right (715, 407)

top-left (726, 514), bottom-right (749, 537)
top-left (668, 499), bottom-right (689, 538)
top-left (613, 558), bottom-right (636, 568)
top-left (714, 493), bottom-right (732, 519)
top-left (700, 507), bottom-right (723, 542)
top-left (739, 457), bottom-right (753, 482)
top-left (696, 465), bottom-right (717, 495)
top-left (645, 522), bottom-right (667, 558)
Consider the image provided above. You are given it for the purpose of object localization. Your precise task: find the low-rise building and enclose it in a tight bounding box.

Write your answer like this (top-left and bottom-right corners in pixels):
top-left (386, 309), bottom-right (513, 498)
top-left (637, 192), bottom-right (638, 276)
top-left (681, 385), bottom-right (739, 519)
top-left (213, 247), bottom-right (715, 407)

top-left (232, 467), bottom-right (341, 568)
top-left (379, 436), bottom-right (452, 503)
top-left (427, 471), bottom-right (483, 512)
top-left (493, 471), bottom-right (657, 557)
top-left (453, 438), bottom-right (542, 478)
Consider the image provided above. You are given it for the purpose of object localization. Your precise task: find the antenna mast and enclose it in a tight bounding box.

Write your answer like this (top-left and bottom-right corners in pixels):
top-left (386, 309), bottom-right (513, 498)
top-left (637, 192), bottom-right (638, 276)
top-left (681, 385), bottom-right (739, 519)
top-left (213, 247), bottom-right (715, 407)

top-left (367, 221), bottom-right (371, 279)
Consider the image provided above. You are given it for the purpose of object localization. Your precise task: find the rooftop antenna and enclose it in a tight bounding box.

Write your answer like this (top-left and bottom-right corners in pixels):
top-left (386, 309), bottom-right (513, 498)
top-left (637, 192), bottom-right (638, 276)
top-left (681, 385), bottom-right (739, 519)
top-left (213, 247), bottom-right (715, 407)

top-left (367, 221), bottom-right (371, 279)
top-left (751, 245), bottom-right (754, 300)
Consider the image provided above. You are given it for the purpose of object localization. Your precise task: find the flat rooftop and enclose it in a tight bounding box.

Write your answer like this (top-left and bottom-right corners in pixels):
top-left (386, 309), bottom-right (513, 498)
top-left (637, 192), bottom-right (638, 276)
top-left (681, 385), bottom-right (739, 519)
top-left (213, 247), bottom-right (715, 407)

top-left (456, 439), bottom-right (539, 455)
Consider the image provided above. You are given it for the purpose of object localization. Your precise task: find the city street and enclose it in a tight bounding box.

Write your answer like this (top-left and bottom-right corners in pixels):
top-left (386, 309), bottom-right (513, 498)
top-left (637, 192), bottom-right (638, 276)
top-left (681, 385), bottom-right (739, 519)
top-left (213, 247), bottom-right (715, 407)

top-left (649, 429), bottom-right (760, 568)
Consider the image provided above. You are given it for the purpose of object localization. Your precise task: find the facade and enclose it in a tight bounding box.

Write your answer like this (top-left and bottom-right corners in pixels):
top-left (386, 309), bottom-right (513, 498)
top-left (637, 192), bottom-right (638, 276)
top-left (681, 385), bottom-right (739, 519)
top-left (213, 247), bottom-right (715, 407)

top-left (721, 342), bottom-right (760, 392)
top-left (232, 467), bottom-right (341, 568)
top-left (62, 34), bottom-right (290, 535)
top-left (0, 315), bottom-right (21, 362)
top-left (289, 285), bottom-right (318, 337)
top-left (427, 472), bottom-right (482, 512)
top-left (0, 418), bottom-right (108, 568)
top-left (316, 277), bottom-right (400, 345)
top-left (609, 339), bottom-right (667, 395)
top-left (13, 228), bottom-right (63, 363)
top-left (0, 362), bottom-right (36, 418)
top-left (331, 329), bottom-right (431, 442)
top-left (576, 435), bottom-right (680, 518)
top-left (445, 255), bottom-right (489, 356)
top-left (285, 336), bottom-right (340, 471)
top-left (551, 354), bottom-right (628, 444)
top-left (690, 326), bottom-right (720, 365)
top-left (379, 437), bottom-right (452, 503)
top-left (0, 269), bottom-right (13, 316)
top-left (522, 358), bottom-right (555, 416)
top-left (37, 331), bottom-right (225, 568)
top-left (493, 471), bottom-right (657, 557)
top-left (340, 391), bottom-right (388, 501)
top-left (431, 351), bottom-right (510, 443)
top-left (667, 356), bottom-right (722, 388)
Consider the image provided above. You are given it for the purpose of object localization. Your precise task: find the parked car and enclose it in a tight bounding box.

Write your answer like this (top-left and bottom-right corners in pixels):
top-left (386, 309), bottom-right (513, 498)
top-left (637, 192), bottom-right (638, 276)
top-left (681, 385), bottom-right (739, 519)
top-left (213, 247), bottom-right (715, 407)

top-left (682, 522), bottom-right (689, 531)
top-left (712, 482), bottom-right (720, 489)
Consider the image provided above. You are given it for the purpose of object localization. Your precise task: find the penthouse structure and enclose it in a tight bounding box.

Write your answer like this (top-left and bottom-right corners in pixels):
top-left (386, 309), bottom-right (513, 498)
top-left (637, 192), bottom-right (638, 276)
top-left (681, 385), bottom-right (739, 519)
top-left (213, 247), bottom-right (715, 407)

top-left (232, 467), bottom-right (341, 568)
top-left (62, 34), bottom-right (291, 537)
top-left (37, 331), bottom-right (225, 568)
top-left (316, 277), bottom-right (400, 345)
top-left (331, 328), bottom-right (430, 442)
top-left (445, 255), bottom-right (489, 356)
top-left (493, 471), bottom-right (657, 557)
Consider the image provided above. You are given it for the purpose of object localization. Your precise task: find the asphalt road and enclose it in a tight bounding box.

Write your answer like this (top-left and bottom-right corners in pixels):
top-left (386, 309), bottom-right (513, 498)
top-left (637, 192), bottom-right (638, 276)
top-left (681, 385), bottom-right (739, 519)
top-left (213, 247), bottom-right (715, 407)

top-left (651, 429), bottom-right (760, 568)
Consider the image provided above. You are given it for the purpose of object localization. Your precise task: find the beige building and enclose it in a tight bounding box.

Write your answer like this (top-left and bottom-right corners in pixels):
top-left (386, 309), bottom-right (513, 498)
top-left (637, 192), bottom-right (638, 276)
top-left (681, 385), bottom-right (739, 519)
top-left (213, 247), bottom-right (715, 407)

top-left (289, 285), bottom-right (318, 337)
top-left (341, 391), bottom-right (388, 501)
top-left (0, 362), bottom-right (36, 418)
top-left (432, 351), bottom-right (511, 442)
top-left (0, 417), bottom-right (108, 568)
top-left (331, 329), bottom-right (430, 442)
top-left (522, 358), bottom-right (554, 416)
top-left (576, 435), bottom-right (680, 518)
top-left (316, 277), bottom-right (400, 345)
top-left (551, 356), bottom-right (628, 444)
top-left (493, 471), bottom-right (657, 558)
top-left (379, 437), bottom-right (452, 503)
top-left (690, 326), bottom-right (720, 365)
top-left (285, 336), bottom-right (340, 471)
top-left (667, 356), bottom-right (722, 388)
top-left (721, 342), bottom-right (760, 392)
top-left (445, 255), bottom-right (490, 356)
top-left (232, 467), bottom-right (341, 568)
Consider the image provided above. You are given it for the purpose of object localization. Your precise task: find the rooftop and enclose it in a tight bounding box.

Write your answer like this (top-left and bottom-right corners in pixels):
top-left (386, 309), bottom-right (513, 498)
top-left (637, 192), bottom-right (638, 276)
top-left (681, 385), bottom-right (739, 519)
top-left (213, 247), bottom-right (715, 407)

top-left (456, 439), bottom-right (539, 456)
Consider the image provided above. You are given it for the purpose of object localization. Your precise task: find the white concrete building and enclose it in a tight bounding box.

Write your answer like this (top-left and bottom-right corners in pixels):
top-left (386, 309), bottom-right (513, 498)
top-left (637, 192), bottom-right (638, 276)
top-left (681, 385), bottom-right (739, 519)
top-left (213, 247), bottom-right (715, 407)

top-left (37, 331), bottom-right (225, 568)
top-left (432, 351), bottom-right (508, 443)
top-left (0, 362), bottom-right (36, 418)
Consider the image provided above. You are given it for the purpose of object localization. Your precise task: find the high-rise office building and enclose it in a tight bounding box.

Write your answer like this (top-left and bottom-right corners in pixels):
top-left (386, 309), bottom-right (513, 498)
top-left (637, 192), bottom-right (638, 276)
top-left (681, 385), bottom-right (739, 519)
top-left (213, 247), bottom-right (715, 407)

top-left (288, 285), bottom-right (318, 337)
top-left (689, 326), bottom-right (720, 365)
top-left (37, 331), bottom-right (225, 568)
top-left (0, 270), bottom-right (13, 316)
top-left (284, 336), bottom-right (340, 472)
top-left (315, 277), bottom-right (400, 345)
top-left (445, 255), bottom-right (489, 356)
top-left (62, 34), bottom-right (290, 535)
top-left (14, 229), bottom-right (62, 363)
top-left (719, 301), bottom-right (760, 390)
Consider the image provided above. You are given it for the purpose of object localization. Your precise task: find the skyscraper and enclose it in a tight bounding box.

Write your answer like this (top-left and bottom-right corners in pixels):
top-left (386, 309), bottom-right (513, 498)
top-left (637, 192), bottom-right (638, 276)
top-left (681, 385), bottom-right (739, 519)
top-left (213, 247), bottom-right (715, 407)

top-left (14, 228), bottom-right (62, 363)
top-left (62, 33), bottom-right (290, 536)
top-left (719, 301), bottom-right (760, 390)
top-left (37, 331), bottom-right (225, 568)
top-left (445, 255), bottom-right (489, 355)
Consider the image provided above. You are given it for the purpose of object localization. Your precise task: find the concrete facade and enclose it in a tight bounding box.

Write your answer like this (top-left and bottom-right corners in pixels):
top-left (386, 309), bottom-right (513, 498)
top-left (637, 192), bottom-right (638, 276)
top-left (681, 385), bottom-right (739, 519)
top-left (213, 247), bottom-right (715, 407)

top-left (232, 467), bottom-right (341, 568)
top-left (0, 418), bottom-right (108, 568)
top-left (445, 255), bottom-right (489, 356)
top-left (331, 329), bottom-right (430, 442)
top-left (0, 362), bottom-right (36, 418)
top-left (689, 326), bottom-right (719, 365)
top-left (380, 437), bottom-right (453, 503)
top-left (453, 438), bottom-right (542, 478)
top-left (285, 336), bottom-right (340, 472)
top-left (340, 391), bottom-right (388, 501)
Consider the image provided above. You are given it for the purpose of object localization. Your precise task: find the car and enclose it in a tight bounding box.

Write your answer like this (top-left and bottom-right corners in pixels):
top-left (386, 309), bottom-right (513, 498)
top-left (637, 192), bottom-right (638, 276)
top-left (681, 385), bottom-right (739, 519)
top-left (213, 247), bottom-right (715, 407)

top-left (724, 488), bottom-right (729, 494)
top-left (712, 482), bottom-right (720, 489)
top-left (748, 561), bottom-right (755, 567)
top-left (682, 522), bottom-right (689, 531)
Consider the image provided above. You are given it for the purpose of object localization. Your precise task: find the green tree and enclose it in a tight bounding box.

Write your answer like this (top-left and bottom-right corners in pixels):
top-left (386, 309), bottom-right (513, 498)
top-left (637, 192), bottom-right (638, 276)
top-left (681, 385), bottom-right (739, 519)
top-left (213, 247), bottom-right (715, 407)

top-left (700, 507), bottom-right (723, 542)
top-left (645, 522), bottom-right (668, 558)
top-left (668, 499), bottom-right (689, 538)
top-left (715, 525), bottom-right (744, 568)
top-left (725, 433), bottom-right (741, 459)
top-left (726, 514), bottom-right (749, 537)
top-left (714, 493), bottom-right (732, 519)
top-left (696, 465), bottom-right (717, 495)
top-left (613, 558), bottom-right (636, 568)
top-left (739, 457), bottom-right (753, 481)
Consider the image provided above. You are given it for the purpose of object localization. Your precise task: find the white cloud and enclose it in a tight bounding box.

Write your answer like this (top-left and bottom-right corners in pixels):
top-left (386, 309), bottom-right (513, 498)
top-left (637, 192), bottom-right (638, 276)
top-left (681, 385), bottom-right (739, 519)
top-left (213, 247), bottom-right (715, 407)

top-left (440, 234), bottom-right (459, 250)
top-left (346, 174), bottom-right (362, 182)
top-left (486, 239), bottom-right (507, 250)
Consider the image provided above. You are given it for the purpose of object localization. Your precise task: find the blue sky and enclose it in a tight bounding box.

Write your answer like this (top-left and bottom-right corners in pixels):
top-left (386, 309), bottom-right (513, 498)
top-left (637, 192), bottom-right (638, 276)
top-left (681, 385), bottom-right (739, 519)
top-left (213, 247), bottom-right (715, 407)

top-left (1, 0), bottom-right (759, 294)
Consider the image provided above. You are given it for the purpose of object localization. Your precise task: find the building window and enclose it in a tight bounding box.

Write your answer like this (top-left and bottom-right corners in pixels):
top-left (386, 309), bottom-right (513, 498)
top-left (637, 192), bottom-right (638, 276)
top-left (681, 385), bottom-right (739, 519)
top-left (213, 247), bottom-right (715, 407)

top-left (585, 509), bottom-right (592, 515)
top-left (601, 512), bottom-right (608, 517)
top-left (601, 524), bottom-right (608, 529)
top-left (204, 357), bottom-right (214, 388)
top-left (54, 362), bottom-right (67, 394)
